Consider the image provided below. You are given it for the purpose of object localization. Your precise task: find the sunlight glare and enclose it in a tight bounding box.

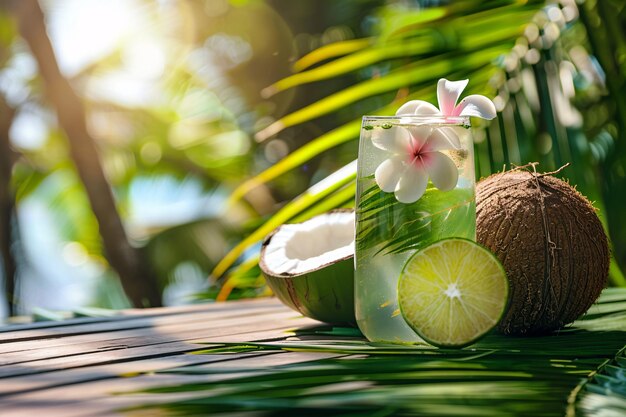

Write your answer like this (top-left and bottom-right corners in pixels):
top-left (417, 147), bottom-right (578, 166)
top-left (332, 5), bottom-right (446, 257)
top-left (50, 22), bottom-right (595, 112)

top-left (122, 37), bottom-right (167, 80)
top-left (9, 109), bottom-right (49, 150)
top-left (62, 242), bottom-right (89, 267)
top-left (47, 0), bottom-right (144, 76)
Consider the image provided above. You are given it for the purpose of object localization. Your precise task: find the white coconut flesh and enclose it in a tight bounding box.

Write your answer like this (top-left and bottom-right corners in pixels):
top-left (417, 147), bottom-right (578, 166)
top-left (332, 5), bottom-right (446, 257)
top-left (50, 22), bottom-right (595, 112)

top-left (263, 211), bottom-right (355, 275)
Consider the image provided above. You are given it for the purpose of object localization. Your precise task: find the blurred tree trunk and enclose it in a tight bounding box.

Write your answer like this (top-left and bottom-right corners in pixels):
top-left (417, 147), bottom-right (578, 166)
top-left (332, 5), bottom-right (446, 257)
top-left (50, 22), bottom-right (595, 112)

top-left (12, 0), bottom-right (162, 307)
top-left (0, 95), bottom-right (17, 315)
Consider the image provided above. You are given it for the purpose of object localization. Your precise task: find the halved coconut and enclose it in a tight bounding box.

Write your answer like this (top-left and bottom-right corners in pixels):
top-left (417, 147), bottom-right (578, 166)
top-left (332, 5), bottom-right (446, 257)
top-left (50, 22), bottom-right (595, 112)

top-left (259, 209), bottom-right (356, 325)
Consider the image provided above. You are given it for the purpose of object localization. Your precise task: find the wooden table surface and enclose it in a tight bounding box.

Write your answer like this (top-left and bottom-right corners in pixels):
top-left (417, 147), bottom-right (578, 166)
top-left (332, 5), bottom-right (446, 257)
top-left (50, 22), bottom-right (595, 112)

top-left (0, 298), bottom-right (325, 416)
top-left (1, 294), bottom-right (624, 417)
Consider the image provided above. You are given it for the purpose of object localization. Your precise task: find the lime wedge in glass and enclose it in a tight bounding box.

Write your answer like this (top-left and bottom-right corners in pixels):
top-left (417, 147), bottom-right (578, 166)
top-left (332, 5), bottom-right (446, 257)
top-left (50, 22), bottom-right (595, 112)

top-left (398, 238), bottom-right (509, 348)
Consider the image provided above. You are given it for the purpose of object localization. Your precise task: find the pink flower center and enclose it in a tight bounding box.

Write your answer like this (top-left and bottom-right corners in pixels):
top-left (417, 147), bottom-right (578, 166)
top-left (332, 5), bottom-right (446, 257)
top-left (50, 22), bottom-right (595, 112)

top-left (407, 135), bottom-right (432, 167)
top-left (409, 145), bottom-right (433, 168)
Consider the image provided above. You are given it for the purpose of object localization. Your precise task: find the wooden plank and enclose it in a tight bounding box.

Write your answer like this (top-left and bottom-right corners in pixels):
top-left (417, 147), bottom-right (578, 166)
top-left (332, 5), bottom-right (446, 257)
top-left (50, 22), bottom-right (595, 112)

top-left (0, 300), bottom-right (225, 332)
top-left (0, 309), bottom-right (302, 367)
top-left (0, 315), bottom-right (318, 379)
top-left (1, 372), bottom-right (249, 417)
top-left (0, 351), bottom-right (345, 417)
top-left (0, 303), bottom-right (291, 354)
top-left (0, 298), bottom-right (284, 342)
top-left (0, 298), bottom-right (336, 417)
top-left (0, 320), bottom-right (331, 395)
top-left (0, 351), bottom-right (281, 397)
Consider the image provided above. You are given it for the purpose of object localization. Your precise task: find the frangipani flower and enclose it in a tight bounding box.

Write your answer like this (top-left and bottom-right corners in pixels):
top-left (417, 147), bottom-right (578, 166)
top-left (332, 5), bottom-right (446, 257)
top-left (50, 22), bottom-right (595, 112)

top-left (373, 125), bottom-right (458, 204)
top-left (396, 79), bottom-right (497, 120)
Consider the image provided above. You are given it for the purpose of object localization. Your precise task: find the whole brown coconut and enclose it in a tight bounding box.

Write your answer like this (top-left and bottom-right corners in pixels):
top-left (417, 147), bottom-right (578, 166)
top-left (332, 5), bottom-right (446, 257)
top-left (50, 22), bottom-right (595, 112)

top-left (476, 167), bottom-right (609, 335)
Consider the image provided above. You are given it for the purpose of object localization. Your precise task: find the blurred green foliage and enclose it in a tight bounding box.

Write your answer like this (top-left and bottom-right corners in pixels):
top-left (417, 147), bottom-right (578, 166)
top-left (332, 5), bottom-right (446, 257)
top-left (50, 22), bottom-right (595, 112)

top-left (0, 0), bottom-right (384, 312)
top-left (0, 0), bottom-right (624, 313)
top-left (214, 0), bottom-right (626, 300)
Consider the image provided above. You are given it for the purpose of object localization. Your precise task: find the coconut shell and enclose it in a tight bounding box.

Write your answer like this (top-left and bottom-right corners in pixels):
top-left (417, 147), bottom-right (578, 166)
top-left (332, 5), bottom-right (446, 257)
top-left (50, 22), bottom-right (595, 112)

top-left (261, 253), bottom-right (355, 325)
top-left (476, 169), bottom-right (609, 335)
top-left (259, 209), bottom-right (356, 326)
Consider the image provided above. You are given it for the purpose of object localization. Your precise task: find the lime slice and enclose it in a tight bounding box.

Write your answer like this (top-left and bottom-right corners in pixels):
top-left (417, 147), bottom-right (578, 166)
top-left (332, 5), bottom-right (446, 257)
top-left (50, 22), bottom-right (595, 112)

top-left (398, 238), bottom-right (508, 348)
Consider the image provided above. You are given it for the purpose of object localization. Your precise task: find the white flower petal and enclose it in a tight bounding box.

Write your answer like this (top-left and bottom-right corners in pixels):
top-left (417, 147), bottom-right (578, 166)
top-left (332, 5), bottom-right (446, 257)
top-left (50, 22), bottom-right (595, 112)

top-left (395, 100), bottom-right (422, 115)
top-left (437, 78), bottom-right (469, 115)
top-left (424, 151), bottom-right (459, 191)
top-left (413, 101), bottom-right (441, 115)
top-left (405, 125), bottom-right (432, 152)
top-left (457, 95), bottom-right (497, 119)
top-left (371, 126), bottom-right (410, 153)
top-left (440, 127), bottom-right (462, 149)
top-left (394, 163), bottom-right (428, 204)
top-left (395, 100), bottom-right (440, 116)
top-left (375, 156), bottom-right (404, 193)
top-left (423, 127), bottom-right (461, 152)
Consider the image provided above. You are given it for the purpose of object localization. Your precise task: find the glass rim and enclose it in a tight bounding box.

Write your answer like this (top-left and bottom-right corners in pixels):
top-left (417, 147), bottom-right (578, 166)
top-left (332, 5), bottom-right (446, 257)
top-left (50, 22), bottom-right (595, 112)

top-left (362, 115), bottom-right (470, 125)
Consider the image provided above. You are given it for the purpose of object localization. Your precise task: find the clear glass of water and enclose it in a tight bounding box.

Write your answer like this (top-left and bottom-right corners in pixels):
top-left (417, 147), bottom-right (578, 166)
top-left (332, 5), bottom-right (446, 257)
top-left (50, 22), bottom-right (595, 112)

top-left (354, 115), bottom-right (476, 343)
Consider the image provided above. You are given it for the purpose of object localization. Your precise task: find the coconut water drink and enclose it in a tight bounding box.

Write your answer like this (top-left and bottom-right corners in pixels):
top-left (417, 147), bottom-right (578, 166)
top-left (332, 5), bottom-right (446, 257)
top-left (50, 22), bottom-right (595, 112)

top-left (354, 116), bottom-right (476, 343)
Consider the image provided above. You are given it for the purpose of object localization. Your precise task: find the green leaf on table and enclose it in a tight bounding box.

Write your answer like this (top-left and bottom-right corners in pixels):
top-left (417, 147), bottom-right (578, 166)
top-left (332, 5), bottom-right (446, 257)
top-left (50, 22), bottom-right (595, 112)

top-left (356, 182), bottom-right (474, 255)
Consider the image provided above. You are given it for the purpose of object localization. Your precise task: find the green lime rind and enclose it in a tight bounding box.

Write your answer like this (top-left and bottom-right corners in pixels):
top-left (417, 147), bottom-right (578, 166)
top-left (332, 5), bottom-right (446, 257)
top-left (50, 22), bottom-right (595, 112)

top-left (398, 238), bottom-right (509, 349)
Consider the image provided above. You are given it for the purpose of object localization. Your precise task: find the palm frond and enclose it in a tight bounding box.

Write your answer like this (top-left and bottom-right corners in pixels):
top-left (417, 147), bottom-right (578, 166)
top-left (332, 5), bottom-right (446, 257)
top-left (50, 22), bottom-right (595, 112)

top-left (292, 38), bottom-right (374, 73)
top-left (265, 6), bottom-right (537, 97)
top-left (575, 346), bottom-right (626, 417)
top-left (256, 44), bottom-right (510, 141)
top-left (120, 289), bottom-right (626, 416)
top-left (218, 0), bottom-right (626, 296)
top-left (212, 161), bottom-right (357, 279)
top-left (217, 2), bottom-right (545, 290)
top-left (227, 119), bottom-right (362, 204)
top-left (356, 181), bottom-right (474, 255)
top-left (229, 69), bottom-right (494, 208)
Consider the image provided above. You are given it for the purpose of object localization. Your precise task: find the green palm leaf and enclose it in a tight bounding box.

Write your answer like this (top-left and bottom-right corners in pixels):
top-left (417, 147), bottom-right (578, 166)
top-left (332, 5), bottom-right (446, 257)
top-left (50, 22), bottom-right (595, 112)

top-left (229, 69), bottom-right (495, 208)
top-left (292, 38), bottom-right (373, 72)
top-left (228, 120), bottom-right (362, 204)
top-left (218, 2), bottom-right (546, 289)
top-left (264, 7), bottom-right (537, 97)
top-left (256, 44), bottom-right (509, 141)
top-left (356, 182), bottom-right (474, 255)
top-left (220, 0), bottom-right (626, 294)
top-left (212, 161), bottom-right (357, 280)
top-left (121, 289), bottom-right (626, 417)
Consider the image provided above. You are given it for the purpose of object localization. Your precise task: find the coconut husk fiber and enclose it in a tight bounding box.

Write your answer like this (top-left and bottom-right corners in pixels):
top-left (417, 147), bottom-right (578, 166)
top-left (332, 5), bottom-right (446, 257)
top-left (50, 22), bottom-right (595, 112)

top-left (476, 164), bottom-right (609, 335)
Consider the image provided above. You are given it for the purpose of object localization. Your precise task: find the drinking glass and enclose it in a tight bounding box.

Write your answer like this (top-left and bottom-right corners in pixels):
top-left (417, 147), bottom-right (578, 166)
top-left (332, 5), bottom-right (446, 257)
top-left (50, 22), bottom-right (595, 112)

top-left (354, 115), bottom-right (476, 343)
